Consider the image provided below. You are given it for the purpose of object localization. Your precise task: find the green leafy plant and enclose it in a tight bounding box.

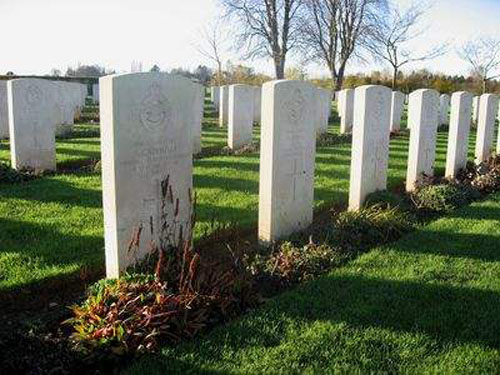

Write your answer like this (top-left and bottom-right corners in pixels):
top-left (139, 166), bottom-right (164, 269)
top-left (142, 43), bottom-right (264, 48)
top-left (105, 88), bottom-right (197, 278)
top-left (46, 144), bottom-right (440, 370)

top-left (458, 156), bottom-right (500, 194)
top-left (329, 205), bottom-right (415, 252)
top-left (248, 241), bottom-right (348, 290)
top-left (365, 191), bottom-right (412, 211)
top-left (0, 162), bottom-right (39, 184)
top-left (411, 183), bottom-right (479, 213)
top-left (67, 176), bottom-right (257, 355)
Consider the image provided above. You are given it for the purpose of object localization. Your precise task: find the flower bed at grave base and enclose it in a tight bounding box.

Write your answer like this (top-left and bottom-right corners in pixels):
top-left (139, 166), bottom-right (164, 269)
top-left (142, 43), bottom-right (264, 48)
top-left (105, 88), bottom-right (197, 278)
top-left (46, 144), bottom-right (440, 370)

top-left (0, 160), bottom-right (42, 183)
top-left (64, 154), bottom-right (500, 360)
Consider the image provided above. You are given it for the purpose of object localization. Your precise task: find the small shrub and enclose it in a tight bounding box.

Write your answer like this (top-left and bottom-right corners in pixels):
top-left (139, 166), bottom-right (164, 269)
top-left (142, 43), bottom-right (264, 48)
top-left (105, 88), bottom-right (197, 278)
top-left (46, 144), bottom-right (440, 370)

top-left (458, 156), bottom-right (500, 194)
top-left (411, 183), bottom-right (479, 213)
top-left (329, 205), bottom-right (415, 252)
top-left (0, 162), bottom-right (38, 184)
top-left (365, 191), bottom-right (412, 211)
top-left (67, 176), bottom-right (257, 355)
top-left (248, 241), bottom-right (347, 289)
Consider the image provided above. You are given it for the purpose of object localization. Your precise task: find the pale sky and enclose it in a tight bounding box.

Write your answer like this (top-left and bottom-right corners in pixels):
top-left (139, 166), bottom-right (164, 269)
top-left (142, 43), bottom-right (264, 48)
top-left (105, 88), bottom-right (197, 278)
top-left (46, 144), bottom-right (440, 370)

top-left (0, 0), bottom-right (499, 78)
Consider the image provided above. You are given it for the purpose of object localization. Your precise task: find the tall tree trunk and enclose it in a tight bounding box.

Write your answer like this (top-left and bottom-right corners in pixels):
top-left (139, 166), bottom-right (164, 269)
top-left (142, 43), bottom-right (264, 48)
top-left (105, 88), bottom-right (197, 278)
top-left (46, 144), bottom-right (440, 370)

top-left (392, 67), bottom-right (398, 90)
top-left (482, 78), bottom-right (487, 94)
top-left (216, 61), bottom-right (222, 86)
top-left (274, 56), bottom-right (285, 79)
top-left (335, 65), bottom-right (346, 91)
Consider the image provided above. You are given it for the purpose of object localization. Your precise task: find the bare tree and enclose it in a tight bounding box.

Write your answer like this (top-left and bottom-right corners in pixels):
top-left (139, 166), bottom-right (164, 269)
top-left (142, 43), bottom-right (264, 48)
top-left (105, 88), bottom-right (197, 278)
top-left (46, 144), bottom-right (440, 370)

top-left (459, 37), bottom-right (500, 93)
top-left (300, 0), bottom-right (386, 90)
top-left (366, 2), bottom-right (447, 89)
top-left (221, 0), bottom-right (305, 79)
top-left (196, 21), bottom-right (228, 85)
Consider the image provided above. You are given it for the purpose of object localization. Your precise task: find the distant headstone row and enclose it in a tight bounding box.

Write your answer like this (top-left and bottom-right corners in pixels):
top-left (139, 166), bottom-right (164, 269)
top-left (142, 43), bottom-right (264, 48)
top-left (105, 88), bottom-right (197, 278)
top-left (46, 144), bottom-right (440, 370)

top-left (215, 83), bottom-right (332, 150)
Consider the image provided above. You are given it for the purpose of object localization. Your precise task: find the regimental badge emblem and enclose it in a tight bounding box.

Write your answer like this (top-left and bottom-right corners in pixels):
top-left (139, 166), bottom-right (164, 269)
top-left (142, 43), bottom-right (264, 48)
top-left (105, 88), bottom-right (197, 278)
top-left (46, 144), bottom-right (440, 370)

top-left (283, 88), bottom-right (306, 127)
top-left (139, 82), bottom-right (171, 131)
top-left (26, 84), bottom-right (42, 107)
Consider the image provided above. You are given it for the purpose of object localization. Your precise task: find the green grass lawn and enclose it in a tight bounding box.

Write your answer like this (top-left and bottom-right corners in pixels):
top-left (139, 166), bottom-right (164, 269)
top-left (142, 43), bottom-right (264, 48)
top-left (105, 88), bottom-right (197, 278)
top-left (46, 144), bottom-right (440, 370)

top-left (124, 191), bottom-right (500, 374)
top-left (0, 107), bottom-right (493, 294)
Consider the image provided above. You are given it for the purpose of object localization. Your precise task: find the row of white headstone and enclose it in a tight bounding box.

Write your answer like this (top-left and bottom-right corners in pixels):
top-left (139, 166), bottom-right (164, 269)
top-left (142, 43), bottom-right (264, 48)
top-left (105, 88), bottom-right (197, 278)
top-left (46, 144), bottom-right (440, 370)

top-left (337, 88), bottom-right (490, 136)
top-left (2, 77), bottom-right (204, 172)
top-left (99, 74), bottom-right (500, 278)
top-left (1, 79), bottom-right (90, 170)
top-left (211, 84), bottom-right (332, 149)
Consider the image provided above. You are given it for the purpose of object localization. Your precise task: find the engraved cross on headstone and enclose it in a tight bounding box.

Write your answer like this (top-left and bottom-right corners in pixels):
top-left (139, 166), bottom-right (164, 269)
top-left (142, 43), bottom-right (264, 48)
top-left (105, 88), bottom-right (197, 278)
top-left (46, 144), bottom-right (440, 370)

top-left (287, 158), bottom-right (303, 201)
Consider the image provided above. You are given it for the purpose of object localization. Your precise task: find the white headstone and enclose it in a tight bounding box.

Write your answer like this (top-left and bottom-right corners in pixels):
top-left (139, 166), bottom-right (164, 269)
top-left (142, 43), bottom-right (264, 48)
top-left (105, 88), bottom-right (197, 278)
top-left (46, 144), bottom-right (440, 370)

top-left (472, 96), bottom-right (480, 123)
top-left (439, 94), bottom-right (450, 126)
top-left (406, 89), bottom-right (439, 192)
top-left (219, 85), bottom-right (229, 127)
top-left (258, 80), bottom-right (316, 243)
top-left (228, 84), bottom-right (254, 149)
top-left (475, 94), bottom-right (499, 164)
top-left (315, 88), bottom-right (328, 134)
top-left (211, 86), bottom-right (220, 111)
top-left (100, 72), bottom-right (195, 278)
top-left (192, 83), bottom-right (204, 154)
top-left (253, 86), bottom-right (262, 124)
top-left (92, 83), bottom-right (100, 104)
top-left (52, 82), bottom-right (74, 137)
top-left (7, 78), bottom-right (56, 171)
top-left (390, 91), bottom-right (405, 133)
top-left (348, 85), bottom-right (391, 210)
top-left (339, 88), bottom-right (354, 134)
top-left (445, 91), bottom-right (473, 179)
top-left (337, 91), bottom-right (344, 118)
top-left (0, 81), bottom-right (8, 139)
top-left (320, 88), bottom-right (332, 127)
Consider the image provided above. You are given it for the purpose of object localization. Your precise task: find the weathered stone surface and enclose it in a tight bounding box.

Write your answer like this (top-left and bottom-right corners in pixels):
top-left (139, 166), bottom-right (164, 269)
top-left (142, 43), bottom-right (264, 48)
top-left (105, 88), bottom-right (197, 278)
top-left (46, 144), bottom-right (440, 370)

top-left (439, 94), bottom-right (450, 125)
top-left (406, 89), bottom-right (439, 192)
top-left (7, 78), bottom-right (56, 171)
top-left (192, 83), bottom-right (204, 154)
top-left (475, 94), bottom-right (499, 164)
top-left (445, 91), bottom-right (472, 179)
top-left (219, 85), bottom-right (229, 127)
top-left (228, 84), bottom-right (254, 149)
top-left (348, 85), bottom-right (392, 210)
top-left (390, 91), bottom-right (405, 133)
top-left (259, 80), bottom-right (316, 243)
top-left (0, 80), bottom-right (8, 139)
top-left (339, 88), bottom-right (354, 134)
top-left (100, 72), bottom-right (195, 278)
top-left (253, 86), bottom-right (262, 124)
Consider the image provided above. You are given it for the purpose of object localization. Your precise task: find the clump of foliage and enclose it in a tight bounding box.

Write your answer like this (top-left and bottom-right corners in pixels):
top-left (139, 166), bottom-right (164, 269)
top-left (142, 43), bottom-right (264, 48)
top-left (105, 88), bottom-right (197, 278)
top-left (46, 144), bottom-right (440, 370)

top-left (365, 190), bottom-right (412, 211)
top-left (458, 156), bottom-right (500, 194)
top-left (329, 205), bottom-right (415, 252)
top-left (67, 177), bottom-right (257, 354)
top-left (248, 241), bottom-right (348, 290)
top-left (411, 183), bottom-right (480, 213)
top-left (0, 162), bottom-right (38, 184)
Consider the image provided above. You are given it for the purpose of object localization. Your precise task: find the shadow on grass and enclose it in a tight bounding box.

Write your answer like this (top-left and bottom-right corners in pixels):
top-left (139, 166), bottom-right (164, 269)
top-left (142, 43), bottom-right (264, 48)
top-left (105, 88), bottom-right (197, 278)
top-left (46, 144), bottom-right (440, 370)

top-left (55, 147), bottom-right (101, 159)
top-left (0, 175), bottom-right (102, 208)
top-left (127, 272), bottom-right (500, 374)
top-left (0, 217), bottom-right (104, 311)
